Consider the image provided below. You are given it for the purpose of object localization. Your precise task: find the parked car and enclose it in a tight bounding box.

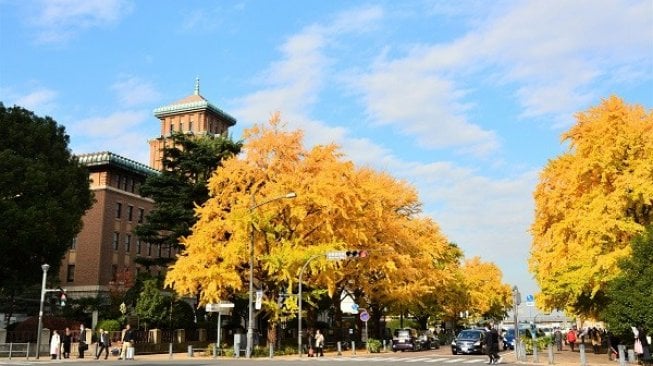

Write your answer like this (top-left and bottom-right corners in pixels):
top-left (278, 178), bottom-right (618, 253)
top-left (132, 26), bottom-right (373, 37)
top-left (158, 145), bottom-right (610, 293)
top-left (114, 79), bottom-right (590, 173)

top-left (451, 329), bottom-right (487, 355)
top-left (418, 330), bottom-right (440, 350)
top-left (392, 328), bottom-right (421, 352)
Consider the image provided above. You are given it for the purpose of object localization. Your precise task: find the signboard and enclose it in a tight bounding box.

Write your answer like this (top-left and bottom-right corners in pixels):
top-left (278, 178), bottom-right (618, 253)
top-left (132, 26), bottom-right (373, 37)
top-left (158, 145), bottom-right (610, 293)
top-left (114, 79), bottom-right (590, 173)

top-left (525, 294), bottom-right (535, 307)
top-left (206, 301), bottom-right (235, 313)
top-left (340, 293), bottom-right (358, 314)
top-left (255, 290), bottom-right (263, 310)
top-left (327, 251), bottom-right (347, 260)
top-left (359, 311), bottom-right (370, 322)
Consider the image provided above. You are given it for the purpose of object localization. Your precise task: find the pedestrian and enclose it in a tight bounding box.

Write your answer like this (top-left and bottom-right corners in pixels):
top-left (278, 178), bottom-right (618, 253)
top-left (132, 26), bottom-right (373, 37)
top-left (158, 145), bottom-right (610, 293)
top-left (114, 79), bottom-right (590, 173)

top-left (554, 327), bottom-right (563, 351)
top-left (119, 324), bottom-right (135, 360)
top-left (566, 328), bottom-right (577, 352)
top-left (315, 329), bottom-right (325, 357)
top-left (50, 329), bottom-right (61, 360)
top-left (95, 328), bottom-right (110, 360)
top-left (62, 327), bottom-right (72, 359)
top-left (78, 323), bottom-right (87, 358)
top-left (591, 328), bottom-right (602, 354)
top-left (488, 324), bottom-right (501, 364)
top-left (634, 326), bottom-right (651, 365)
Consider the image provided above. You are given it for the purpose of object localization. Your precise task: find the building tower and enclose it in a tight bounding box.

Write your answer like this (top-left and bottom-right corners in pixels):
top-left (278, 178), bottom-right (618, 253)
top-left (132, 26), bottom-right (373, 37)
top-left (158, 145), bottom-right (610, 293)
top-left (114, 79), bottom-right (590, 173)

top-left (148, 78), bottom-right (237, 170)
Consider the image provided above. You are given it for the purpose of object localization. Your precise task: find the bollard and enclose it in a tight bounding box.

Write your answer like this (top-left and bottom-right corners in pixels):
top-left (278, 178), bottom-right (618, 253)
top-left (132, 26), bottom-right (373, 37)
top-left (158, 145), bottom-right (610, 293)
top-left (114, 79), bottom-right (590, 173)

top-left (627, 349), bottom-right (635, 364)
top-left (269, 343), bottom-right (274, 358)
top-left (188, 345), bottom-right (194, 357)
top-left (533, 342), bottom-right (539, 363)
top-left (352, 341), bottom-right (356, 355)
top-left (520, 342), bottom-right (527, 361)
top-left (213, 344), bottom-right (218, 359)
top-left (548, 343), bottom-right (554, 364)
top-left (383, 339), bottom-right (387, 352)
top-left (337, 341), bottom-right (342, 356)
top-left (579, 343), bottom-right (587, 366)
top-left (169, 343), bottom-right (173, 359)
top-left (618, 345), bottom-right (626, 366)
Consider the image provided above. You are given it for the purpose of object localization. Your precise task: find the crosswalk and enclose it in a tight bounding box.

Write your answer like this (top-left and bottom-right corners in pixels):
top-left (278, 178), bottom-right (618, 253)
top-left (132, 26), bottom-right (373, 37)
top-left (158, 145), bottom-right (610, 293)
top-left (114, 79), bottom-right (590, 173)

top-left (294, 356), bottom-right (493, 363)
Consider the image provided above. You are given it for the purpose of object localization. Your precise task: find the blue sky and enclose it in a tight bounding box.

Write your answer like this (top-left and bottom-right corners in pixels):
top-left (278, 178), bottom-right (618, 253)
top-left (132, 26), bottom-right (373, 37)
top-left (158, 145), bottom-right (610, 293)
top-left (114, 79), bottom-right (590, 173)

top-left (1, 0), bottom-right (652, 301)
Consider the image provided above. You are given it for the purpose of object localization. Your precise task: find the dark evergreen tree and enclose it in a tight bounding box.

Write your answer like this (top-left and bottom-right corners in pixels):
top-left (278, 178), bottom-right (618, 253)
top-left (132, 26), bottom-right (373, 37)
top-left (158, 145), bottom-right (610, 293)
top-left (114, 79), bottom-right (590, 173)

top-left (134, 131), bottom-right (242, 265)
top-left (0, 103), bottom-right (94, 324)
top-left (602, 226), bottom-right (653, 337)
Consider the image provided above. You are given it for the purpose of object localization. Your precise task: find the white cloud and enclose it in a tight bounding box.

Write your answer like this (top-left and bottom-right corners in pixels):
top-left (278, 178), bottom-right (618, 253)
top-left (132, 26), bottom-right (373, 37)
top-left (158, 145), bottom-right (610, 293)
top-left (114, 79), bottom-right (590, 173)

top-left (110, 76), bottom-right (161, 107)
top-left (29, 0), bottom-right (133, 44)
top-left (11, 87), bottom-right (58, 113)
top-left (68, 110), bottom-right (149, 138)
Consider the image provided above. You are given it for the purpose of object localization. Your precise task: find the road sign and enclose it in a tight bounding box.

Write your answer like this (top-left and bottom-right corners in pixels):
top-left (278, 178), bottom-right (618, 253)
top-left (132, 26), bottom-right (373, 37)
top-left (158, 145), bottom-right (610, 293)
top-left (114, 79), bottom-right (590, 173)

top-left (359, 311), bottom-right (370, 322)
top-left (525, 294), bottom-right (535, 307)
top-left (206, 301), bottom-right (235, 312)
top-left (327, 251), bottom-right (347, 260)
top-left (255, 290), bottom-right (263, 310)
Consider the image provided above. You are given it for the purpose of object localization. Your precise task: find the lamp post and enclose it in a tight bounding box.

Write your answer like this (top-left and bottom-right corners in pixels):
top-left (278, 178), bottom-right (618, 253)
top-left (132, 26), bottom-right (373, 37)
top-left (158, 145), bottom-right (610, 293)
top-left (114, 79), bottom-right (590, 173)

top-left (35, 263), bottom-right (50, 360)
top-left (512, 286), bottom-right (521, 359)
top-left (246, 192), bottom-right (296, 358)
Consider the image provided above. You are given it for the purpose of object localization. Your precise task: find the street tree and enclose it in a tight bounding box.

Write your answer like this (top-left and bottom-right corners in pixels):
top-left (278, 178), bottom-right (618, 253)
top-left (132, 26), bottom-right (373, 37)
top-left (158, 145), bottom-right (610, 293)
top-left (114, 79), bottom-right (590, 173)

top-left (0, 104), bottom-right (94, 325)
top-left (601, 225), bottom-right (653, 336)
top-left (460, 257), bottom-right (513, 321)
top-left (135, 279), bottom-right (168, 329)
top-left (529, 96), bottom-right (653, 315)
top-left (166, 113), bottom-right (459, 345)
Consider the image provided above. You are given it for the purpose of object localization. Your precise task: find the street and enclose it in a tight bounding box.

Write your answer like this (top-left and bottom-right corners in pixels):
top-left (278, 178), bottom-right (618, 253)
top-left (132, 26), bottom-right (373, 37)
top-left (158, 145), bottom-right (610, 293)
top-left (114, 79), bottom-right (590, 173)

top-left (0, 348), bottom-right (503, 366)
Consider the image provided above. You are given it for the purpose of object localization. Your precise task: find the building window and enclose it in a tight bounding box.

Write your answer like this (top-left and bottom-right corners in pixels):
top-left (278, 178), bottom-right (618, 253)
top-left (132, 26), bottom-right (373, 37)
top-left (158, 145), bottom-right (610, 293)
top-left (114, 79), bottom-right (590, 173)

top-left (122, 177), bottom-right (128, 190)
top-left (147, 243), bottom-right (152, 256)
top-left (125, 234), bottom-right (131, 252)
top-left (112, 174), bottom-right (120, 188)
top-left (127, 205), bottom-right (133, 221)
top-left (113, 232), bottom-right (120, 250)
top-left (66, 265), bottom-right (75, 282)
top-left (71, 236), bottom-right (77, 250)
top-left (138, 208), bottom-right (145, 223)
top-left (158, 244), bottom-right (163, 258)
top-left (188, 121), bottom-right (193, 132)
top-left (111, 265), bottom-right (118, 282)
top-left (115, 203), bottom-right (122, 219)
top-left (136, 239), bottom-right (142, 254)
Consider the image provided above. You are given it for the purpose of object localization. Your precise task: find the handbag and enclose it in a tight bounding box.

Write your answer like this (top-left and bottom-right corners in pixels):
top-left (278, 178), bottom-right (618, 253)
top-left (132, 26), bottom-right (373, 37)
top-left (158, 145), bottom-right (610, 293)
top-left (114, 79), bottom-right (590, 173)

top-left (634, 339), bottom-right (643, 354)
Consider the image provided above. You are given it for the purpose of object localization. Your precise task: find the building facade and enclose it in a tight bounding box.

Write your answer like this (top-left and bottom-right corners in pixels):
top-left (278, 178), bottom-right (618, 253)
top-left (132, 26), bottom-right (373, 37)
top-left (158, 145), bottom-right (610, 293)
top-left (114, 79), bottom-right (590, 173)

top-left (58, 80), bottom-right (237, 298)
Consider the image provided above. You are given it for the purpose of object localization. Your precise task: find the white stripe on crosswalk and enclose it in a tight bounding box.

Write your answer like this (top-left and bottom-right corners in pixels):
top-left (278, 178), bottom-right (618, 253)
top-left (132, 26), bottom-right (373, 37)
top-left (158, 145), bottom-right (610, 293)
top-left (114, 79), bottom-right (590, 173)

top-left (444, 358), bottom-right (462, 363)
top-left (406, 358), bottom-right (431, 362)
top-left (463, 359), bottom-right (486, 363)
top-left (425, 357), bottom-right (450, 362)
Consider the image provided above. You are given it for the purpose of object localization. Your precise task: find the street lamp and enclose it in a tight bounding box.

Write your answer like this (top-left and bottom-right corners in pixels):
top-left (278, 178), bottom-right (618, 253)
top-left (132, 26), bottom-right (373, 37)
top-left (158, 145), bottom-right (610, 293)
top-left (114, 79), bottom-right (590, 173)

top-left (512, 286), bottom-right (521, 359)
top-left (35, 263), bottom-right (50, 360)
top-left (246, 191), bottom-right (296, 358)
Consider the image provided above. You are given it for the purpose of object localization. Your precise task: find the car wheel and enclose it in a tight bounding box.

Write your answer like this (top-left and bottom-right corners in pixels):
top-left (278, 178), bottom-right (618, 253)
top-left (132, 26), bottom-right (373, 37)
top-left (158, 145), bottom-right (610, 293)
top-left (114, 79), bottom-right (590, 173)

top-left (452, 349), bottom-right (457, 355)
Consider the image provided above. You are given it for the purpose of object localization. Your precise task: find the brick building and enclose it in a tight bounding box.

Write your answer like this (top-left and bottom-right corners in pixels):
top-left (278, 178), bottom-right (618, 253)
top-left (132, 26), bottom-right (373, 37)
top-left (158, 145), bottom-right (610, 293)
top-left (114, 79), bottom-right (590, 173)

top-left (59, 80), bottom-right (237, 298)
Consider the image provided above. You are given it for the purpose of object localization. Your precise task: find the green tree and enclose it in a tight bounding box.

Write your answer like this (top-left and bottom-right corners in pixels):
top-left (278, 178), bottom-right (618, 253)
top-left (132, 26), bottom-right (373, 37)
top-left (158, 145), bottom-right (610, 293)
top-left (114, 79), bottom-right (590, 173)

top-left (134, 131), bottom-right (242, 264)
top-left (601, 226), bottom-right (653, 336)
top-left (0, 104), bottom-right (94, 325)
top-left (135, 279), bottom-right (168, 328)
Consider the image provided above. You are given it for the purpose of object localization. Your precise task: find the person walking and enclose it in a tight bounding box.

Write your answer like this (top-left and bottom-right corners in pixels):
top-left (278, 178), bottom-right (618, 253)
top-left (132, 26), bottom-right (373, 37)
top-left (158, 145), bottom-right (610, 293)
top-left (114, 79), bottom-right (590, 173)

top-left (554, 327), bottom-right (563, 351)
top-left (314, 329), bottom-right (325, 357)
top-left (486, 324), bottom-right (501, 364)
top-left (566, 328), bottom-right (577, 352)
top-left (50, 330), bottom-right (61, 360)
top-left (119, 324), bottom-right (135, 360)
top-left (62, 327), bottom-right (72, 359)
top-left (95, 329), bottom-right (110, 360)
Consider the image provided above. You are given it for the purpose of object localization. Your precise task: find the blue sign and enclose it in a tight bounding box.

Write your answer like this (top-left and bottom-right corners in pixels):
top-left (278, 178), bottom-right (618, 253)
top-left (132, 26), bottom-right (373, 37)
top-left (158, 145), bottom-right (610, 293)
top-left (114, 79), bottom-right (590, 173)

top-left (360, 311), bottom-right (370, 322)
top-left (526, 294), bottom-right (534, 302)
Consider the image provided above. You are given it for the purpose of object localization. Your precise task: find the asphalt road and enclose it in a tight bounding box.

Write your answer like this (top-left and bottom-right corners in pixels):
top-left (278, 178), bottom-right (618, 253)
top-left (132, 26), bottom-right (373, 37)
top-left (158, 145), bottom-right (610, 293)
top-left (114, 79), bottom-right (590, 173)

top-left (0, 348), bottom-right (506, 366)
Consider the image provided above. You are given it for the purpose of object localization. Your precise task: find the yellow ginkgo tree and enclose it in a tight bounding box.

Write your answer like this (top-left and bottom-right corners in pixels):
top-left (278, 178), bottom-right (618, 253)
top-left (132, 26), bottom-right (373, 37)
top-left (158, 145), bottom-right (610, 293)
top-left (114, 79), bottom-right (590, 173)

top-left (529, 96), bottom-right (653, 315)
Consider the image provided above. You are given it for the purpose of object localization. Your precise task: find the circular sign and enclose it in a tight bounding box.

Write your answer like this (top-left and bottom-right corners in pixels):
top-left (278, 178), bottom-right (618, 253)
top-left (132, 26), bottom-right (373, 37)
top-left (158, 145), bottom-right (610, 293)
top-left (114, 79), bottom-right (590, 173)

top-left (359, 311), bottom-right (370, 322)
top-left (526, 294), bottom-right (534, 302)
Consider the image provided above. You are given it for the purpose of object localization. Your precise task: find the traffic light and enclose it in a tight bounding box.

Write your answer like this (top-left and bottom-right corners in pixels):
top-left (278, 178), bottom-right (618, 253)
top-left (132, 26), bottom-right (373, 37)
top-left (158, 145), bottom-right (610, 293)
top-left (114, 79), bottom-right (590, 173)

top-left (346, 250), bottom-right (368, 258)
top-left (58, 288), bottom-right (67, 307)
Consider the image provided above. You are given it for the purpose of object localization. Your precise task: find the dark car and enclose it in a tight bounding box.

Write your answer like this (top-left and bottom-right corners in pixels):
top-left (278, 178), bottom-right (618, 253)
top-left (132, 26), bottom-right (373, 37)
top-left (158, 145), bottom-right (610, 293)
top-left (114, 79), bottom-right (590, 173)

top-left (502, 328), bottom-right (539, 350)
top-left (418, 330), bottom-right (440, 350)
top-left (451, 329), bottom-right (487, 355)
top-left (392, 328), bottom-right (420, 352)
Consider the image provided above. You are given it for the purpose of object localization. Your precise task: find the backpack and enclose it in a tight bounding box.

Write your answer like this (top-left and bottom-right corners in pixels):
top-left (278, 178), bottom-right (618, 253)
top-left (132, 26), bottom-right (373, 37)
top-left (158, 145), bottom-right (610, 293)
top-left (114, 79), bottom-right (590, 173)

top-left (567, 331), bottom-right (576, 342)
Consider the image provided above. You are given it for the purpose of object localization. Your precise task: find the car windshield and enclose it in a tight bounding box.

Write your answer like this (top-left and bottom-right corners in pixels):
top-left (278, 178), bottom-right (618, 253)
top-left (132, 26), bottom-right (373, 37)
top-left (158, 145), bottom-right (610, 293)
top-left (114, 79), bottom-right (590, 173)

top-left (395, 330), bottom-right (410, 338)
top-left (457, 330), bottom-right (481, 340)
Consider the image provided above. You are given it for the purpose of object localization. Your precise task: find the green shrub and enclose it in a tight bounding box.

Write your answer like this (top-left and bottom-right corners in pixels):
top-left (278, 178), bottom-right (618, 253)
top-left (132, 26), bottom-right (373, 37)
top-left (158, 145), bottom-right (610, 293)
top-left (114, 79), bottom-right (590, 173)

top-left (367, 338), bottom-right (382, 353)
top-left (96, 319), bottom-right (121, 332)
